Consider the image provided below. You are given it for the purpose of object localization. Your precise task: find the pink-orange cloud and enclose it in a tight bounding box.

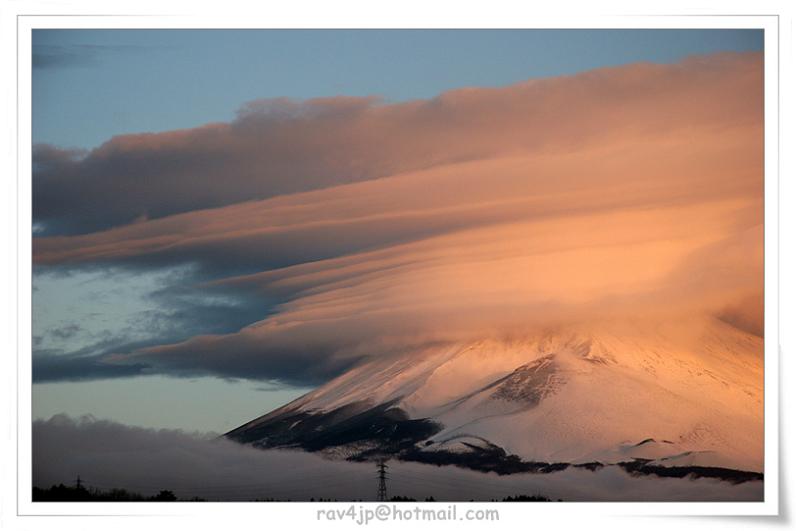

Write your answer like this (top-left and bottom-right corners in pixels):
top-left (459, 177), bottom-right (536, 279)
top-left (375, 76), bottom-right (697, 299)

top-left (33, 52), bottom-right (763, 383)
top-left (34, 52), bottom-right (761, 235)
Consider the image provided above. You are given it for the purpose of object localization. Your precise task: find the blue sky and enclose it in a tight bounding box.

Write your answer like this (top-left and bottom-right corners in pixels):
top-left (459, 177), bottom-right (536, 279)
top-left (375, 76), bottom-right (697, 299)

top-left (33, 29), bottom-right (763, 150)
top-left (32, 29), bottom-right (764, 432)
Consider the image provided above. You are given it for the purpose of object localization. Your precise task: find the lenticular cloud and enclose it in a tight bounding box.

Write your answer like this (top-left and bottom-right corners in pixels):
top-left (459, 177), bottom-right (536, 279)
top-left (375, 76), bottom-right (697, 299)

top-left (33, 52), bottom-right (763, 384)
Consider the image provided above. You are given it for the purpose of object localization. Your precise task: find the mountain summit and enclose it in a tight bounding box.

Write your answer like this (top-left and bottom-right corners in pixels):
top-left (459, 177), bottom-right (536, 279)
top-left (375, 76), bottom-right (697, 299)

top-left (227, 315), bottom-right (763, 480)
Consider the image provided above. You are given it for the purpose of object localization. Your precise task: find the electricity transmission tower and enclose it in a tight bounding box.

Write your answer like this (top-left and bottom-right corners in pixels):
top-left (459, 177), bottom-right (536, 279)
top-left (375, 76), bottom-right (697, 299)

top-left (376, 459), bottom-right (388, 502)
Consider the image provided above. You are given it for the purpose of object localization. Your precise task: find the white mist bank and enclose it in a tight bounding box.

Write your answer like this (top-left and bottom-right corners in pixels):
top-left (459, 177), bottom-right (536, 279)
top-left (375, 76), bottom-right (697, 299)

top-left (33, 415), bottom-right (762, 502)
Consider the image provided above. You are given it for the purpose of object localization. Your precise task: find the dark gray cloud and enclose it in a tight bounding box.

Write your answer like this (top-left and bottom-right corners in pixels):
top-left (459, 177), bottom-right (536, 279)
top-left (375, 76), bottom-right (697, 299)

top-left (32, 305), bottom-right (368, 385)
top-left (32, 279), bottom-right (275, 383)
top-left (33, 353), bottom-right (150, 382)
top-left (49, 324), bottom-right (83, 340)
top-left (32, 415), bottom-right (762, 501)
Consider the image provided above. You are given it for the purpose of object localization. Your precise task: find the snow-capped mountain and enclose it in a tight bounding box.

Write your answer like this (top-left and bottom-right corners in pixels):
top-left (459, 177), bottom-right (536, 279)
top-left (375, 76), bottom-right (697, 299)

top-left (226, 315), bottom-right (763, 479)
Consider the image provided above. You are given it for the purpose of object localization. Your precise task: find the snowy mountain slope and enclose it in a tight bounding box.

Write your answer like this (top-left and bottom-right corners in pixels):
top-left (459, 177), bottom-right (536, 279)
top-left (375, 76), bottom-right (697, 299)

top-left (226, 315), bottom-right (763, 476)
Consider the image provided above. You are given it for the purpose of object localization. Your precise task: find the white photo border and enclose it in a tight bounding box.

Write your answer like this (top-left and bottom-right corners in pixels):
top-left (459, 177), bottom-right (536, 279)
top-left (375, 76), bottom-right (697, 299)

top-left (8, 7), bottom-right (782, 525)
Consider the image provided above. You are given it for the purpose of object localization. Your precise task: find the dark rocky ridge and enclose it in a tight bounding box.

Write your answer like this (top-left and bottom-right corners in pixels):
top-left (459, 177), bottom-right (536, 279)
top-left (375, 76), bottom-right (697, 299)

top-left (226, 399), bottom-right (441, 454)
top-left (225, 402), bottom-right (763, 484)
